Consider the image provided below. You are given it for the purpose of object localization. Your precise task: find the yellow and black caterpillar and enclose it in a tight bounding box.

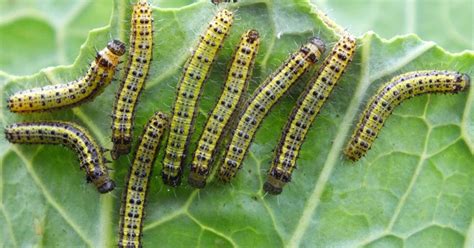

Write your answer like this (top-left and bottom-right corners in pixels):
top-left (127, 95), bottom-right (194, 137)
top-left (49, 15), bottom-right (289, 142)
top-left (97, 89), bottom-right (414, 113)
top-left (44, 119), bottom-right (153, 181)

top-left (264, 35), bottom-right (356, 195)
top-left (111, 0), bottom-right (154, 159)
top-left (7, 40), bottom-right (126, 113)
top-left (189, 30), bottom-right (260, 188)
top-left (4, 121), bottom-right (115, 193)
top-left (219, 37), bottom-right (326, 182)
top-left (344, 70), bottom-right (470, 161)
top-left (118, 112), bottom-right (167, 248)
top-left (162, 9), bottom-right (234, 186)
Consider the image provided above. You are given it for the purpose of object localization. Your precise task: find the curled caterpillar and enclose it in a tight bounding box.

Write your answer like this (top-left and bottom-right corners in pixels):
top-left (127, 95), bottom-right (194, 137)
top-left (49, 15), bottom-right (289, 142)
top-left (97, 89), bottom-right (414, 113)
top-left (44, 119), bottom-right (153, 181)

top-left (7, 40), bottom-right (126, 113)
top-left (162, 9), bottom-right (234, 187)
top-left (344, 70), bottom-right (470, 161)
top-left (111, 0), bottom-right (154, 159)
top-left (118, 112), bottom-right (167, 248)
top-left (264, 35), bottom-right (356, 195)
top-left (4, 122), bottom-right (115, 193)
top-left (189, 29), bottom-right (260, 188)
top-left (218, 37), bottom-right (326, 182)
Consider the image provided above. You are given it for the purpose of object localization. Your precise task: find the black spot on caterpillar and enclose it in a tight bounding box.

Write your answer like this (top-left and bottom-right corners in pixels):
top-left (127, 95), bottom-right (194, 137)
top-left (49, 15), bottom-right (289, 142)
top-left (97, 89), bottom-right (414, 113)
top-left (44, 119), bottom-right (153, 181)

top-left (264, 35), bottom-right (356, 195)
top-left (111, 0), bottom-right (154, 159)
top-left (188, 29), bottom-right (260, 188)
top-left (4, 121), bottom-right (115, 193)
top-left (218, 37), bottom-right (326, 183)
top-left (344, 70), bottom-right (470, 161)
top-left (118, 112), bottom-right (167, 248)
top-left (7, 40), bottom-right (126, 113)
top-left (162, 9), bottom-right (234, 187)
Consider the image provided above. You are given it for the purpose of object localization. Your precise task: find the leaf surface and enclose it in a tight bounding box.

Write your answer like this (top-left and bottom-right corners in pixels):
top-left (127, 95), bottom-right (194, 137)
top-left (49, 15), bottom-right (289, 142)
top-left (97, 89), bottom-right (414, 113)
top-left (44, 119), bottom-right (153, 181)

top-left (0, 0), bottom-right (473, 247)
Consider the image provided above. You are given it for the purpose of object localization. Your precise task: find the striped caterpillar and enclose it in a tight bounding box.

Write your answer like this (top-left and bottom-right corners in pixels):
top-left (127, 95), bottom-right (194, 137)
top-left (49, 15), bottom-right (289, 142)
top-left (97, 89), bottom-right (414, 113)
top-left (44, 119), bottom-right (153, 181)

top-left (4, 121), bottom-right (115, 193)
top-left (162, 9), bottom-right (234, 187)
top-left (344, 70), bottom-right (470, 161)
top-left (189, 29), bottom-right (260, 188)
top-left (7, 40), bottom-right (126, 113)
top-left (218, 37), bottom-right (326, 182)
top-left (211, 0), bottom-right (238, 4)
top-left (118, 112), bottom-right (167, 248)
top-left (111, 0), bottom-right (154, 159)
top-left (264, 35), bottom-right (356, 195)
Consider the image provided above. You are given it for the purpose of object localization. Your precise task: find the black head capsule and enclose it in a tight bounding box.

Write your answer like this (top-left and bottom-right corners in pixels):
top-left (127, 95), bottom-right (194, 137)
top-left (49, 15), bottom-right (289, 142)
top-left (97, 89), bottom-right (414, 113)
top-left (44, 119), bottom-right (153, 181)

top-left (108, 39), bottom-right (126, 56)
top-left (97, 180), bottom-right (116, 194)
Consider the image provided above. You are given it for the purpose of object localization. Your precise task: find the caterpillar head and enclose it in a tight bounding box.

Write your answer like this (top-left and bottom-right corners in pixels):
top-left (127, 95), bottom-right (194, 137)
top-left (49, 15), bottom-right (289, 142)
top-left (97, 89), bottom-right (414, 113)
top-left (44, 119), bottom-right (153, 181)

top-left (108, 40), bottom-right (127, 56)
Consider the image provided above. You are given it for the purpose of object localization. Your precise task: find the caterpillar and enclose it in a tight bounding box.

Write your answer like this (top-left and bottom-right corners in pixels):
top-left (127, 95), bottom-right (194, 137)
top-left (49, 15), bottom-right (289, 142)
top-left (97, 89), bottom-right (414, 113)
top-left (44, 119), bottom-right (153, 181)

top-left (344, 70), bottom-right (470, 161)
top-left (111, 0), bottom-right (154, 160)
top-left (118, 112), bottom-right (167, 248)
top-left (211, 0), bottom-right (238, 4)
top-left (162, 9), bottom-right (234, 187)
top-left (218, 37), bottom-right (326, 182)
top-left (7, 40), bottom-right (126, 113)
top-left (188, 29), bottom-right (260, 188)
top-left (4, 121), bottom-right (115, 193)
top-left (264, 35), bottom-right (356, 195)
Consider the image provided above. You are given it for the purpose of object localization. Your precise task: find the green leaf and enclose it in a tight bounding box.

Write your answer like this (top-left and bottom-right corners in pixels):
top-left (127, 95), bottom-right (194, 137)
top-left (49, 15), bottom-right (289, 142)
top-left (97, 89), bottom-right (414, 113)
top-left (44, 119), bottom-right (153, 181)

top-left (311, 0), bottom-right (473, 53)
top-left (1, 0), bottom-right (473, 247)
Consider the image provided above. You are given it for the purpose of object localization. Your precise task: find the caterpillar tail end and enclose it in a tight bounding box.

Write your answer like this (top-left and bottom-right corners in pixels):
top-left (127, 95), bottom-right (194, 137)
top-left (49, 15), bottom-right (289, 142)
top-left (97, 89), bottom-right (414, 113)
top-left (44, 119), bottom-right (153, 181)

top-left (111, 143), bottom-right (131, 160)
top-left (161, 171), bottom-right (182, 187)
top-left (343, 145), bottom-right (362, 162)
top-left (188, 173), bottom-right (207, 189)
top-left (6, 97), bottom-right (15, 112)
top-left (217, 167), bottom-right (233, 184)
top-left (217, 158), bottom-right (240, 183)
top-left (188, 164), bottom-right (209, 188)
top-left (6, 95), bottom-right (34, 113)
